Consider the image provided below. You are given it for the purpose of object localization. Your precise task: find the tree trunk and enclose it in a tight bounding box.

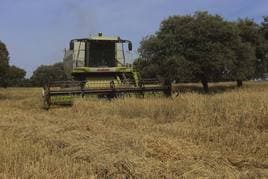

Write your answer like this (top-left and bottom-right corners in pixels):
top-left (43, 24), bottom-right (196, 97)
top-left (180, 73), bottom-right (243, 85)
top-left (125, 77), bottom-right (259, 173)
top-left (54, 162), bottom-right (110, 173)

top-left (201, 80), bottom-right (209, 93)
top-left (237, 80), bottom-right (243, 87)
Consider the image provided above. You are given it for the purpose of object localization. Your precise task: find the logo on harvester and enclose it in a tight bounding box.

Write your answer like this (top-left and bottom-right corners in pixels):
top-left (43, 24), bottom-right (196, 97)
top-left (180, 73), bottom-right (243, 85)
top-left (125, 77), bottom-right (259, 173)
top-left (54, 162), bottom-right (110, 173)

top-left (97, 68), bottom-right (110, 72)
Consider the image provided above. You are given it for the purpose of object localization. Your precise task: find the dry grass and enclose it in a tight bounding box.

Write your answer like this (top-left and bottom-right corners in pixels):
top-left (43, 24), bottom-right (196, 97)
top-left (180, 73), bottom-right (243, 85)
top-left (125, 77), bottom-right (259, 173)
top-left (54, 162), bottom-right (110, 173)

top-left (0, 82), bottom-right (268, 178)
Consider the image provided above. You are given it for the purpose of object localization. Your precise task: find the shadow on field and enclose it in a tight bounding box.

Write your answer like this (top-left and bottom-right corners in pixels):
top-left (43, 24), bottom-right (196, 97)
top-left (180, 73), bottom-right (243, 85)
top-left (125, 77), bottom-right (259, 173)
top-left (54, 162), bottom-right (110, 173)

top-left (0, 88), bottom-right (32, 100)
top-left (0, 95), bottom-right (7, 100)
top-left (0, 94), bottom-right (26, 100)
top-left (175, 83), bottom-right (238, 94)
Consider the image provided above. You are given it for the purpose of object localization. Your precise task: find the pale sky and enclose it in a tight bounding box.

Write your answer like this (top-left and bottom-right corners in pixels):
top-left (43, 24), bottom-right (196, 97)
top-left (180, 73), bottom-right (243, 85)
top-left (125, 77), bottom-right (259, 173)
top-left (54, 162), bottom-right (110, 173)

top-left (1, 0), bottom-right (267, 77)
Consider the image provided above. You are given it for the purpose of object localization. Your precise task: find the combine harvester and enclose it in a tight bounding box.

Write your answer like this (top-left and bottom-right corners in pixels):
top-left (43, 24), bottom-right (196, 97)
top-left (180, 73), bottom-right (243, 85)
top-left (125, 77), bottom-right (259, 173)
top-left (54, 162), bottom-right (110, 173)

top-left (42, 33), bottom-right (177, 109)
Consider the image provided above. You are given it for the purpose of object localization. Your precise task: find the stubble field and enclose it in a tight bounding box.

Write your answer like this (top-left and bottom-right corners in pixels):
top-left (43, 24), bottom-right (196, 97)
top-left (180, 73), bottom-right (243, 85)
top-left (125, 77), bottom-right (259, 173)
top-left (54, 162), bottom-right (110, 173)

top-left (0, 82), bottom-right (267, 178)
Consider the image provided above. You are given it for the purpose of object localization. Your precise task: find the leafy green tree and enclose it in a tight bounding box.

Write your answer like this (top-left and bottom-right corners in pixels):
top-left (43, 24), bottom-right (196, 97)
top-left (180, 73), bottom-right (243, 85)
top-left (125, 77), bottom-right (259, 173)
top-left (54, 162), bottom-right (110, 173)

top-left (137, 12), bottom-right (241, 92)
top-left (262, 16), bottom-right (268, 40)
top-left (228, 19), bottom-right (259, 86)
top-left (232, 17), bottom-right (268, 82)
top-left (256, 16), bottom-right (268, 78)
top-left (31, 62), bottom-right (67, 86)
top-left (0, 41), bottom-right (9, 87)
top-left (136, 12), bottom-right (268, 91)
top-left (134, 58), bottom-right (161, 78)
top-left (0, 40), bottom-right (28, 87)
top-left (236, 18), bottom-right (260, 44)
top-left (231, 42), bottom-right (256, 86)
top-left (6, 66), bottom-right (26, 86)
top-left (134, 35), bottom-right (162, 78)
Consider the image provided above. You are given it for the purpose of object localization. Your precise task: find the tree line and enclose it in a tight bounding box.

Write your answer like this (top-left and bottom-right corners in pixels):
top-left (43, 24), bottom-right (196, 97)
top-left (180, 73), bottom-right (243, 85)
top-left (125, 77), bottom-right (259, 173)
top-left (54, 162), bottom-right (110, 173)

top-left (134, 12), bottom-right (268, 92)
top-left (0, 40), bottom-right (66, 87)
top-left (0, 41), bottom-right (26, 87)
top-left (1, 11), bottom-right (268, 91)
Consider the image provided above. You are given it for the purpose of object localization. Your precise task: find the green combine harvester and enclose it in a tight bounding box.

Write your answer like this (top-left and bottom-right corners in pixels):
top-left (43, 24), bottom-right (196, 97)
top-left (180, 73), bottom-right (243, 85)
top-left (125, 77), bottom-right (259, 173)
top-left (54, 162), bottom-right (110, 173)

top-left (42, 33), bottom-right (176, 109)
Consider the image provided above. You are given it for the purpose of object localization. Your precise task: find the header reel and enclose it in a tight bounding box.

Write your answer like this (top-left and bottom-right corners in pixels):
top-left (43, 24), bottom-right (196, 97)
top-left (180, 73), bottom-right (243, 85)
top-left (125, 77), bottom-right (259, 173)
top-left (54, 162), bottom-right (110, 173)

top-left (42, 79), bottom-right (177, 109)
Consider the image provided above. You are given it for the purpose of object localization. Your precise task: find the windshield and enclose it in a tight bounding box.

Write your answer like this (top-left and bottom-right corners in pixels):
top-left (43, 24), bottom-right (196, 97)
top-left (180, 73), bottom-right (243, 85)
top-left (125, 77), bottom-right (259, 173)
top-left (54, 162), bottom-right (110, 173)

top-left (86, 41), bottom-right (115, 67)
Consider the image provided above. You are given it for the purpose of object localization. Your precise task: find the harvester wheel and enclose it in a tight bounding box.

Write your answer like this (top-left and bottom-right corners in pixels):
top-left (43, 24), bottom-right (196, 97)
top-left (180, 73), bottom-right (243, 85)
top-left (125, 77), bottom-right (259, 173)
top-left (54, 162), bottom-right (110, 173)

top-left (42, 88), bottom-right (50, 110)
top-left (137, 81), bottom-right (145, 98)
top-left (107, 81), bottom-right (116, 99)
top-left (171, 90), bottom-right (179, 99)
top-left (170, 84), bottom-right (179, 99)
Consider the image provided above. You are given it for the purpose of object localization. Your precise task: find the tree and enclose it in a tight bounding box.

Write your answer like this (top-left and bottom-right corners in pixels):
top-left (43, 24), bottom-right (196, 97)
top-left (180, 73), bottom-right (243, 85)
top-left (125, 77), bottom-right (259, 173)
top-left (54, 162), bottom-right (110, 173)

top-left (134, 58), bottom-right (161, 78)
top-left (6, 66), bottom-right (26, 86)
top-left (134, 35), bottom-right (163, 79)
top-left (255, 16), bottom-right (268, 78)
top-left (0, 41), bottom-right (9, 87)
top-left (31, 62), bottom-right (67, 86)
top-left (231, 42), bottom-right (256, 87)
top-left (135, 35), bottom-right (194, 83)
top-left (136, 12), bottom-right (241, 92)
top-left (231, 18), bottom-right (260, 86)
top-left (262, 16), bottom-right (268, 40)
top-left (0, 40), bottom-right (28, 87)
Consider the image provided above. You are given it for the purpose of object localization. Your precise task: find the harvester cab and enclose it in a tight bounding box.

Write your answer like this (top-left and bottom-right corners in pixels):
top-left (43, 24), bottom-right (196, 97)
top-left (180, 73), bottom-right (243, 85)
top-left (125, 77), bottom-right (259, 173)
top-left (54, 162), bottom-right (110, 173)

top-left (63, 32), bottom-right (139, 88)
top-left (43, 33), bottom-right (175, 109)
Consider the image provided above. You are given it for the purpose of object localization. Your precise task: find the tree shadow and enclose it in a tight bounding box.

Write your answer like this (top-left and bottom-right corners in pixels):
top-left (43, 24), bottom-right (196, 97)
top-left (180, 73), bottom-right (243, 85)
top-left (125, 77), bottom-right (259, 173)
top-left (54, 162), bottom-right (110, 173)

top-left (0, 95), bottom-right (8, 100)
top-left (174, 83), bottom-right (238, 94)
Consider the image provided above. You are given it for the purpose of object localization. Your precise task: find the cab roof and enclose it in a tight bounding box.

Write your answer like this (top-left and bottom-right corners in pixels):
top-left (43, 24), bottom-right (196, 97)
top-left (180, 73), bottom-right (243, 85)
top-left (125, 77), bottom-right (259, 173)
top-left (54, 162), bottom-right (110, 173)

top-left (89, 35), bottom-right (120, 41)
top-left (72, 33), bottom-right (121, 42)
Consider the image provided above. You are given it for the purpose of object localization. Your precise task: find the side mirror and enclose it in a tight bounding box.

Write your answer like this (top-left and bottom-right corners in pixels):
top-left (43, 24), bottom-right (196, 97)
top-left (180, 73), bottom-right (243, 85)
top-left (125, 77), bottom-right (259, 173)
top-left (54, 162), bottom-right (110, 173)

top-left (128, 42), bottom-right (132, 51)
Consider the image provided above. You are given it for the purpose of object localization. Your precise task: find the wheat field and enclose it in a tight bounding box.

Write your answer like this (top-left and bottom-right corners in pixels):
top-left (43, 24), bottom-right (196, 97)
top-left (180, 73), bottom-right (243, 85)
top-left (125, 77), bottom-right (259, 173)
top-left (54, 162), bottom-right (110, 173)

top-left (0, 82), bottom-right (267, 178)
